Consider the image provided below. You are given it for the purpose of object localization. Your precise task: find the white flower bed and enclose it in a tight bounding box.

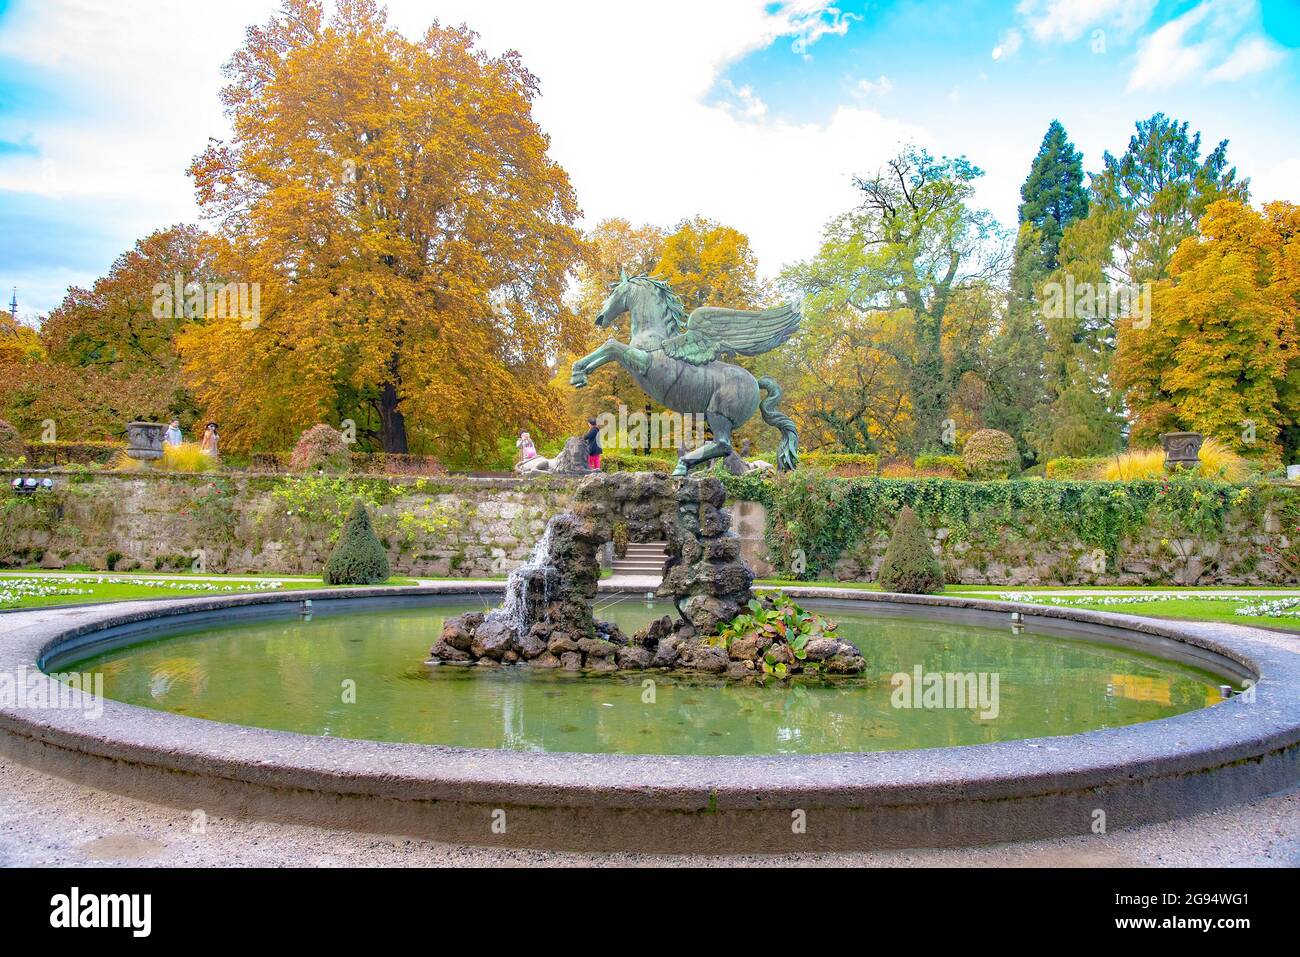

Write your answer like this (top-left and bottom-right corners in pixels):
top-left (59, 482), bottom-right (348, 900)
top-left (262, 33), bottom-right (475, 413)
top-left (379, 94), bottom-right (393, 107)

top-left (0, 576), bottom-right (285, 609)
top-left (997, 591), bottom-right (1300, 620)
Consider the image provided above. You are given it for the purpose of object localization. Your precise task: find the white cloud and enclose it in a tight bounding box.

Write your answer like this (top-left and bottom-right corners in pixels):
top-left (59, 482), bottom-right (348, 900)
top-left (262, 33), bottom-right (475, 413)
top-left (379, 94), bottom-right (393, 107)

top-left (1017, 0), bottom-right (1158, 43)
top-left (1250, 157), bottom-right (1300, 205)
top-left (1127, 0), bottom-right (1283, 92)
top-left (1126, 2), bottom-right (1218, 91)
top-left (787, 4), bottom-right (862, 60)
top-left (0, 0), bottom-right (912, 305)
top-left (992, 28), bottom-right (1023, 61)
top-left (720, 80), bottom-right (769, 120)
top-left (851, 74), bottom-right (893, 97)
top-left (1207, 35), bottom-right (1287, 81)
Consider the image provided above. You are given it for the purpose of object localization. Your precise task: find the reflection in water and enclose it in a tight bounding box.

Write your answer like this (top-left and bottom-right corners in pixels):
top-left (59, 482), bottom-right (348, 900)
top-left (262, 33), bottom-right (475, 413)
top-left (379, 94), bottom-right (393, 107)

top-left (61, 602), bottom-right (1232, 756)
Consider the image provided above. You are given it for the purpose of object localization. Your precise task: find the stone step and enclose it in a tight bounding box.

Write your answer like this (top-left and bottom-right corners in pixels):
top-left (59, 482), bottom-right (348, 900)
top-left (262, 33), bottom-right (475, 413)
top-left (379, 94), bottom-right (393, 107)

top-left (611, 541), bottom-right (668, 580)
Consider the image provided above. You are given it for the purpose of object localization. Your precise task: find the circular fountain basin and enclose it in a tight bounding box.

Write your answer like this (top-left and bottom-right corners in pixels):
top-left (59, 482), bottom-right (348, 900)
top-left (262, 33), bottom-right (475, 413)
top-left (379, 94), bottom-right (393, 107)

top-left (2, 585), bottom-right (1299, 853)
top-left (53, 599), bottom-right (1233, 755)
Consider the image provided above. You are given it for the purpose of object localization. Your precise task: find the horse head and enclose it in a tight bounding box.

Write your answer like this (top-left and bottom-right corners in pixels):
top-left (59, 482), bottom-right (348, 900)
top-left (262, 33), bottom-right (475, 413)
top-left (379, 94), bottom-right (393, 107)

top-left (595, 271), bottom-right (685, 343)
top-left (595, 268), bottom-right (632, 330)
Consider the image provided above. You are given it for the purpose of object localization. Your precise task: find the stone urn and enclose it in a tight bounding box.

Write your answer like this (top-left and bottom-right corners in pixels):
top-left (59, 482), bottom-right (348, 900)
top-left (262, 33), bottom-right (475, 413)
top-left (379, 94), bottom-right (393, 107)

top-left (125, 421), bottom-right (167, 461)
top-left (1159, 431), bottom-right (1203, 471)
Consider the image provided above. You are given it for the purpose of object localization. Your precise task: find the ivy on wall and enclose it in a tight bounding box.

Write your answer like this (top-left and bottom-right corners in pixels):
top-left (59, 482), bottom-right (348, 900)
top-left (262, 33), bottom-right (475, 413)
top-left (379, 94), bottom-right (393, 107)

top-left (720, 471), bottom-right (1287, 580)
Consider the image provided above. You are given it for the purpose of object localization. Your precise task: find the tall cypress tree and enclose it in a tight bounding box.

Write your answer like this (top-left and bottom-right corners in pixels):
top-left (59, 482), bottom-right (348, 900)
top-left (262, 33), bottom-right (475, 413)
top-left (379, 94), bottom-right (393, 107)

top-left (1019, 119), bottom-right (1089, 270)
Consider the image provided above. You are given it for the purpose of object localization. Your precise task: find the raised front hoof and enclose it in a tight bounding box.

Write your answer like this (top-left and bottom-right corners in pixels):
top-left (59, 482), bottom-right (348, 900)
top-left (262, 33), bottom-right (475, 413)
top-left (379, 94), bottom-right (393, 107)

top-left (569, 373), bottom-right (588, 388)
top-left (670, 462), bottom-right (690, 477)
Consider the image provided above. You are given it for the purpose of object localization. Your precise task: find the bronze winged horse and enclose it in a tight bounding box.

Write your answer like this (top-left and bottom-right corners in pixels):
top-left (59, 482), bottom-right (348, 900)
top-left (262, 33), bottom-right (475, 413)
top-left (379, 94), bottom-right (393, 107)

top-left (570, 272), bottom-right (799, 474)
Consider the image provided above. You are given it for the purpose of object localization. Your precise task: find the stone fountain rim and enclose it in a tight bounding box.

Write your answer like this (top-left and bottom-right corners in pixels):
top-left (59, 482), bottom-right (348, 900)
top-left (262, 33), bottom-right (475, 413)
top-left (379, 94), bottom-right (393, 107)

top-left (2, 584), bottom-right (1297, 814)
top-left (2, 585), bottom-right (1299, 851)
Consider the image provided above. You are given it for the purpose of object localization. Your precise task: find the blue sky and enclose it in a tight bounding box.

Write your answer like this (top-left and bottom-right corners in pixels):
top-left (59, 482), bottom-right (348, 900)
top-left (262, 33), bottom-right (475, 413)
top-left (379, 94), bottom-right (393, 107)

top-left (2, 0), bottom-right (1298, 322)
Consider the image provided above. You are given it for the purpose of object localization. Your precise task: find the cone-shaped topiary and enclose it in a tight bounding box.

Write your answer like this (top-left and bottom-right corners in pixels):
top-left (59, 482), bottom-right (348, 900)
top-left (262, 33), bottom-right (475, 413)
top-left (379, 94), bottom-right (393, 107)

top-left (877, 506), bottom-right (944, 594)
top-left (324, 500), bottom-right (390, 585)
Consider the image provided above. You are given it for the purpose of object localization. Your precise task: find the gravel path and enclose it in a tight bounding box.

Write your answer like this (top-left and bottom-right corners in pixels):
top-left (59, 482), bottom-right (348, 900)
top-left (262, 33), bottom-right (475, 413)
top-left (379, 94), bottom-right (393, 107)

top-left (1, 756), bottom-right (1295, 867)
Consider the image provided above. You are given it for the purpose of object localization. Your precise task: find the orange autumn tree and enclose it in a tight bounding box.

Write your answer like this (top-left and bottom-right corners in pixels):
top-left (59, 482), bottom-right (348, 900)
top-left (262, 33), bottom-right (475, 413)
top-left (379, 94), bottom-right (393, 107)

top-left (1116, 200), bottom-right (1300, 456)
top-left (180, 0), bottom-right (585, 460)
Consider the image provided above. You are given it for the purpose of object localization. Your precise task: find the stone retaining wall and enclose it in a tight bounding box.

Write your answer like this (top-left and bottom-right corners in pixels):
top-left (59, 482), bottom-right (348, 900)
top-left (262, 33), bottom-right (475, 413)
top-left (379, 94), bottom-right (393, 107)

top-left (0, 471), bottom-right (1285, 585)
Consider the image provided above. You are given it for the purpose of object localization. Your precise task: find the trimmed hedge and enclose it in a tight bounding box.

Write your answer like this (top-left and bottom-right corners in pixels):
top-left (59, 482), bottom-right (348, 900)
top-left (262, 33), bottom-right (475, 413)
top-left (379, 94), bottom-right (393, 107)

top-left (877, 505), bottom-right (944, 593)
top-left (249, 450), bottom-right (445, 476)
top-left (913, 453), bottom-right (966, 478)
top-left (323, 500), bottom-right (390, 585)
top-left (23, 441), bottom-right (123, 466)
top-left (803, 451), bottom-right (879, 477)
top-left (1045, 456), bottom-right (1107, 480)
top-left (601, 451), bottom-right (673, 473)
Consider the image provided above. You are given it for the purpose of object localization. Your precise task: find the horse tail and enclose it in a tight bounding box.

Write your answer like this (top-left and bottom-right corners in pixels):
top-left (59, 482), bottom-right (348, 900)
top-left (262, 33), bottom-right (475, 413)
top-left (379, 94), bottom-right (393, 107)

top-left (757, 376), bottom-right (798, 471)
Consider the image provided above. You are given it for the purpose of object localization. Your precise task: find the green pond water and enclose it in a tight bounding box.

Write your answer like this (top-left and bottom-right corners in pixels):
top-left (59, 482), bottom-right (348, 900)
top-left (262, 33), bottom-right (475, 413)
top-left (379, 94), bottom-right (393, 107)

top-left (62, 600), bottom-right (1228, 755)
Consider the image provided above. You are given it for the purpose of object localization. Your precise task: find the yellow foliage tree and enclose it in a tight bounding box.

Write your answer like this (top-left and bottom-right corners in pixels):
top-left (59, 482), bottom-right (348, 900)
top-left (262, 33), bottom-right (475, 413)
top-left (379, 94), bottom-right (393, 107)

top-left (1116, 200), bottom-right (1300, 456)
top-left (654, 215), bottom-right (767, 310)
top-left (179, 0), bottom-right (585, 463)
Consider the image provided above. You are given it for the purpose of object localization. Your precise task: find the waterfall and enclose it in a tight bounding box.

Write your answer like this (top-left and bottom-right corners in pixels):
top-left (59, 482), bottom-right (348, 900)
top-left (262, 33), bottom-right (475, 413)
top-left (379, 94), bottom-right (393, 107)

top-left (487, 515), bottom-right (562, 636)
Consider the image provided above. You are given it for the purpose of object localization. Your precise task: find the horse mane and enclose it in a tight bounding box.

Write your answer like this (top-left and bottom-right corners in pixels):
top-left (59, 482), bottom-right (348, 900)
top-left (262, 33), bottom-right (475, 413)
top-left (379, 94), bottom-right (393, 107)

top-left (614, 274), bottom-right (687, 332)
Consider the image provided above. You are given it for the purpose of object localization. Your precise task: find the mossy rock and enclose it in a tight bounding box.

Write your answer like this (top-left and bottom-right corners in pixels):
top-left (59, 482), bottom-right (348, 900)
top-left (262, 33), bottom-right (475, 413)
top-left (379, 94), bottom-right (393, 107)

top-left (877, 506), bottom-right (944, 594)
top-left (323, 501), bottom-right (390, 585)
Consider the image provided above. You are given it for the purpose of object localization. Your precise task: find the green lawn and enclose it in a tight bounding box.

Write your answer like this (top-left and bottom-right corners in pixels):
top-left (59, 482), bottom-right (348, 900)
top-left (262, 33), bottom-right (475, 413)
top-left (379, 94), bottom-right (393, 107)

top-left (0, 573), bottom-right (419, 610)
top-left (754, 579), bottom-right (1300, 630)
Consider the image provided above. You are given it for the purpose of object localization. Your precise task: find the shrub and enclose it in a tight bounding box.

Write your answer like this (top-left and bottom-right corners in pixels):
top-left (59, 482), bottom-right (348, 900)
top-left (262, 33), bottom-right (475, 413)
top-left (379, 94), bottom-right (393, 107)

top-left (913, 453), bottom-right (966, 478)
top-left (1196, 438), bottom-right (1249, 482)
top-left (350, 452), bottom-right (445, 476)
top-left (323, 500), bottom-right (391, 585)
top-left (1100, 439), bottom-right (1248, 482)
top-left (961, 429), bottom-right (1020, 480)
top-left (250, 452), bottom-right (291, 472)
top-left (1046, 456), bottom-right (1106, 480)
top-left (24, 441), bottom-right (122, 467)
top-left (804, 451), bottom-right (879, 477)
top-left (159, 442), bottom-right (210, 473)
top-left (877, 506), bottom-right (944, 594)
top-left (291, 424), bottom-right (352, 473)
top-left (879, 459), bottom-right (915, 478)
top-left (601, 452), bottom-right (673, 473)
top-left (0, 419), bottom-right (24, 462)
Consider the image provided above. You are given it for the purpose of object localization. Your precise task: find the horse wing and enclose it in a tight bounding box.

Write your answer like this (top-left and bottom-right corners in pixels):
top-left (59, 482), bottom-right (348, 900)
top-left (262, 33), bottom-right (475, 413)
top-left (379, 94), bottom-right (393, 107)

top-left (682, 301), bottom-right (802, 359)
top-left (660, 328), bottom-right (719, 365)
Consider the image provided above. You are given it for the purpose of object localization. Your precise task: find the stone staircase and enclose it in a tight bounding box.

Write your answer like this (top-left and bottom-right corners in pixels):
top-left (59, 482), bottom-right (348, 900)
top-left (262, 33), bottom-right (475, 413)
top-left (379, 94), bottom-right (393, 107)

top-left (610, 541), bottom-right (668, 582)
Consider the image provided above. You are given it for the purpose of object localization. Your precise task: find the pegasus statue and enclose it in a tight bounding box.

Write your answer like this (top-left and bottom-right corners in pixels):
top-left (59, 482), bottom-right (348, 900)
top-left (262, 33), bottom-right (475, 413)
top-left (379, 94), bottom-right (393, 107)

top-left (570, 272), bottom-right (800, 475)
